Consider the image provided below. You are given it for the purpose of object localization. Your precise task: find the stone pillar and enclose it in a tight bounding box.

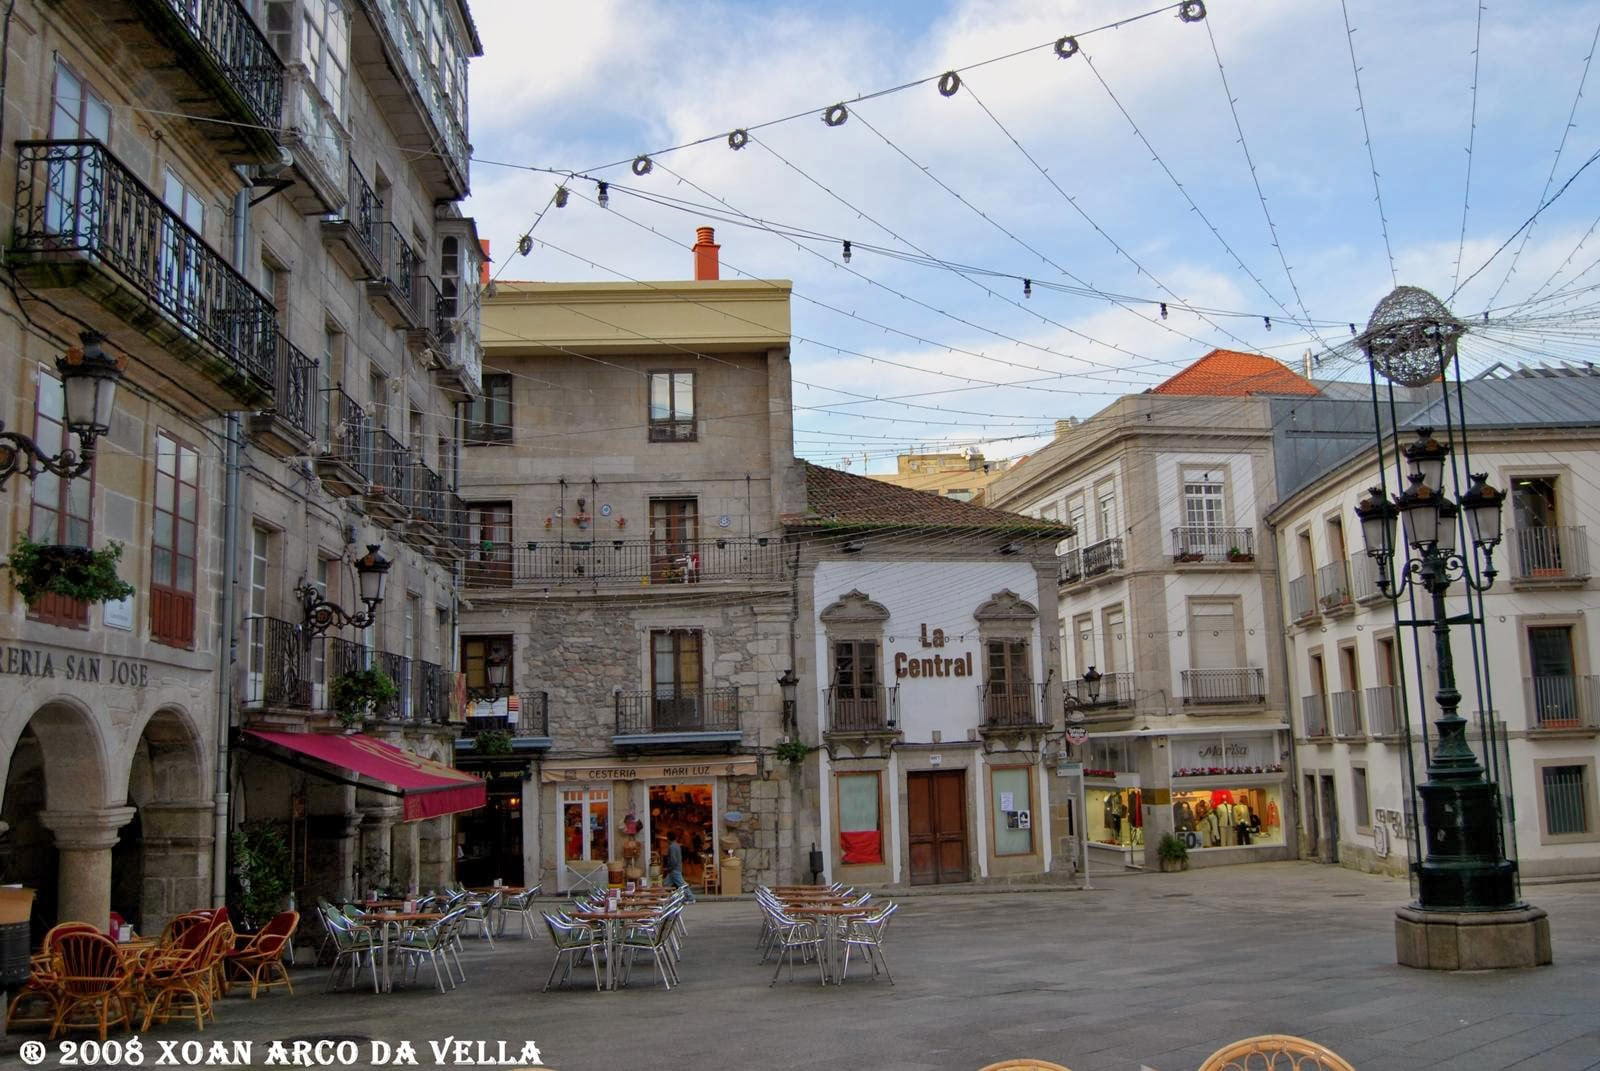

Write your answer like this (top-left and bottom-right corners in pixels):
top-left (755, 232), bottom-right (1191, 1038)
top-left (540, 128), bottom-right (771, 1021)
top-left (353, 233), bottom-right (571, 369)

top-left (1138, 736), bottom-right (1175, 870)
top-left (357, 804), bottom-right (403, 895)
top-left (136, 803), bottom-right (215, 931)
top-left (390, 818), bottom-right (420, 894)
top-left (40, 807), bottom-right (137, 927)
top-left (417, 815), bottom-right (452, 893)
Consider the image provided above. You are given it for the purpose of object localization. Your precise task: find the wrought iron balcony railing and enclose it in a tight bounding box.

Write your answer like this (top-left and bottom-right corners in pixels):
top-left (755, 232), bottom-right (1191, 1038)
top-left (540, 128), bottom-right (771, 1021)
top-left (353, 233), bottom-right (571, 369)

top-left (1349, 553), bottom-right (1387, 603)
top-left (1510, 526), bottom-right (1591, 582)
top-left (373, 650), bottom-right (412, 719)
top-left (143, 0), bottom-right (285, 134)
top-left (1366, 685), bottom-right (1402, 736)
top-left (374, 221), bottom-right (422, 322)
top-left (271, 337), bottom-right (318, 439)
top-left (462, 690), bottom-right (550, 737)
top-left (327, 636), bottom-right (369, 681)
top-left (1288, 575), bottom-right (1315, 621)
top-left (368, 429), bottom-right (412, 510)
top-left (981, 682), bottom-right (1049, 728)
top-left (320, 386), bottom-right (372, 481)
top-left (1057, 547), bottom-right (1082, 584)
top-left (824, 684), bottom-right (899, 733)
top-left (615, 686), bottom-right (740, 736)
top-left (1064, 672), bottom-right (1134, 712)
top-left (412, 659), bottom-right (450, 724)
top-left (1301, 693), bottom-right (1329, 738)
top-left (1082, 536), bottom-right (1124, 577)
top-left (12, 139), bottom-right (277, 392)
top-left (1172, 525), bottom-right (1254, 563)
top-left (410, 460), bottom-right (444, 530)
top-left (243, 616), bottom-right (313, 710)
top-left (1317, 560), bottom-right (1353, 611)
top-left (1182, 667), bottom-right (1266, 706)
top-left (327, 156), bottom-right (384, 267)
top-left (1329, 689), bottom-right (1364, 738)
top-left (463, 538), bottom-right (784, 587)
top-left (1526, 674), bottom-right (1600, 730)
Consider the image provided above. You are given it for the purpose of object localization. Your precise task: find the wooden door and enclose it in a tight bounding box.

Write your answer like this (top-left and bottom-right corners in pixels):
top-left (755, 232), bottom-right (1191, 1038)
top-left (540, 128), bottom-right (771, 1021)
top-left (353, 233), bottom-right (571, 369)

top-left (907, 771), bottom-right (969, 885)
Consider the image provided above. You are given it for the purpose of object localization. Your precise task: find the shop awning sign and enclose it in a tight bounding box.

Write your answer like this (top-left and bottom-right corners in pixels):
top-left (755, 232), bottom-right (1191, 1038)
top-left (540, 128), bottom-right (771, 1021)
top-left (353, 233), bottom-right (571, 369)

top-left (540, 758), bottom-right (759, 783)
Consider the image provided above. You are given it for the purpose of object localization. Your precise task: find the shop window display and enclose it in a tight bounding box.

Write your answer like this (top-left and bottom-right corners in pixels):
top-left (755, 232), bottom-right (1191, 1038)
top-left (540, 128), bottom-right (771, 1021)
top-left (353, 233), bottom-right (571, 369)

top-left (649, 783), bottom-right (713, 885)
top-left (1170, 785), bottom-right (1284, 849)
top-left (1087, 786), bottom-right (1144, 848)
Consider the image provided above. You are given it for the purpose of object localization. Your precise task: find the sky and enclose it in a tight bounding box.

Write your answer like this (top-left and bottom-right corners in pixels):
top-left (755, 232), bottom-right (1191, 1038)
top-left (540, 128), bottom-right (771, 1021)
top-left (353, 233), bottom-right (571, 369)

top-left (460, 0), bottom-right (1600, 473)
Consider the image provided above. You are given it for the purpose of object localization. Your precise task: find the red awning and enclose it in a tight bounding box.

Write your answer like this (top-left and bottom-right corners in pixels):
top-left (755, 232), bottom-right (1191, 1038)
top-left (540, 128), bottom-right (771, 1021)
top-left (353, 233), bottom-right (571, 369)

top-left (245, 730), bottom-right (486, 821)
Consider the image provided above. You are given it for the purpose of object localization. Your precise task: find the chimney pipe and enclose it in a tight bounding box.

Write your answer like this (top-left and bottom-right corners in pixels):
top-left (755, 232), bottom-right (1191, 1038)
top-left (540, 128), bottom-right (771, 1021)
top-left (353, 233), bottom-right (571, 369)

top-left (693, 226), bottom-right (720, 281)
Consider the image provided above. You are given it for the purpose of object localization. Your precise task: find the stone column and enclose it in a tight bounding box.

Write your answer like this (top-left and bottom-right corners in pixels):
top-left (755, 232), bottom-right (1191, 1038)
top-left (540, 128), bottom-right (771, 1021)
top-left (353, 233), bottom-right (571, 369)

top-left (40, 807), bottom-right (137, 927)
top-left (417, 815), bottom-right (452, 893)
top-left (357, 804), bottom-right (403, 895)
top-left (390, 818), bottom-right (420, 894)
top-left (136, 802), bottom-right (215, 931)
top-left (1138, 736), bottom-right (1176, 870)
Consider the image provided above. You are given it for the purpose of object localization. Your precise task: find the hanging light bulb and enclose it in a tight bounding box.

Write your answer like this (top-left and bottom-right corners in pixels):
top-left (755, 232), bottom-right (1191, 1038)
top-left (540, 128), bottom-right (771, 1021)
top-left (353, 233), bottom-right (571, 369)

top-left (554, 186), bottom-right (569, 208)
top-left (1264, 316), bottom-right (1272, 331)
top-left (1159, 302), bottom-right (1168, 320)
top-left (516, 234), bottom-right (533, 257)
top-left (842, 240), bottom-right (852, 263)
top-left (1023, 278), bottom-right (1033, 299)
top-left (596, 181), bottom-right (609, 208)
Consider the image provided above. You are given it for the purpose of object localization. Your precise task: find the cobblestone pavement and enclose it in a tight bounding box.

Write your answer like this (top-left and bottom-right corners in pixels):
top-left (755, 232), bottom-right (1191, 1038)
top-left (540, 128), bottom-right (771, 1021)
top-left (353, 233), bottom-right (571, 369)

top-left (6, 863), bottom-right (1597, 1071)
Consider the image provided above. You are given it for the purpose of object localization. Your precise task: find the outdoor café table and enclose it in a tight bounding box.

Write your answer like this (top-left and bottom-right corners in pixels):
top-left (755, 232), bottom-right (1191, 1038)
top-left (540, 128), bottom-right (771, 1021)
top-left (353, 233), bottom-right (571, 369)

top-left (568, 909), bottom-right (658, 991)
top-left (362, 912), bottom-right (443, 992)
top-left (784, 905), bottom-right (871, 985)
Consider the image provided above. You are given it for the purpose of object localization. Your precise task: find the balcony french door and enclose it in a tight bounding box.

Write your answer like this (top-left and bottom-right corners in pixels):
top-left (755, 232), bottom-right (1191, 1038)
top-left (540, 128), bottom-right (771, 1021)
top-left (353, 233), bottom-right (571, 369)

top-left (649, 498), bottom-right (698, 582)
top-left (651, 629), bottom-right (703, 729)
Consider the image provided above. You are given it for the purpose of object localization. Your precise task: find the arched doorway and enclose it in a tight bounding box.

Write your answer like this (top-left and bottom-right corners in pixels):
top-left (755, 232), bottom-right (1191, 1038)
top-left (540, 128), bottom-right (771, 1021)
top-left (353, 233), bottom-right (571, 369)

top-left (120, 708), bottom-right (210, 933)
top-left (1, 727), bottom-right (57, 943)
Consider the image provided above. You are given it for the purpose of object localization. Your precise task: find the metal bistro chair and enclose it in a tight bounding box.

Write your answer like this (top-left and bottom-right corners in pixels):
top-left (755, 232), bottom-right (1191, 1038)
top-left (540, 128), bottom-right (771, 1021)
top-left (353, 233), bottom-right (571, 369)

top-left (397, 907), bottom-right (470, 993)
top-left (497, 885), bottom-right (543, 938)
top-left (765, 904), bottom-right (824, 987)
top-left (321, 907), bottom-right (379, 994)
top-left (459, 890), bottom-right (502, 948)
top-left (618, 910), bottom-right (680, 990)
top-left (540, 913), bottom-right (601, 992)
top-left (840, 901), bottom-right (897, 984)
top-left (1196, 1035), bottom-right (1357, 1071)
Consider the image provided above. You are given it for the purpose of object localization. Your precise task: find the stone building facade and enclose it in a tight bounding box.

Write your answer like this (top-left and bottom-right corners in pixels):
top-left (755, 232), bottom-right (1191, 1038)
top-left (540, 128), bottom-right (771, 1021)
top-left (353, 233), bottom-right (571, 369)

top-left (0, 0), bottom-right (485, 935)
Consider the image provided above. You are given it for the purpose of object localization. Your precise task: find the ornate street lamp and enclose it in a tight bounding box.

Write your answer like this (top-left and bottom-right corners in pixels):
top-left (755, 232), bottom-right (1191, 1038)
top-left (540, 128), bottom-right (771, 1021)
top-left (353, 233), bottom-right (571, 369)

top-left (1355, 285), bottom-right (1546, 970)
top-left (1081, 666), bottom-right (1103, 703)
top-left (484, 651), bottom-right (510, 698)
top-left (296, 544), bottom-right (392, 637)
top-left (777, 668), bottom-right (799, 733)
top-left (0, 332), bottom-right (122, 490)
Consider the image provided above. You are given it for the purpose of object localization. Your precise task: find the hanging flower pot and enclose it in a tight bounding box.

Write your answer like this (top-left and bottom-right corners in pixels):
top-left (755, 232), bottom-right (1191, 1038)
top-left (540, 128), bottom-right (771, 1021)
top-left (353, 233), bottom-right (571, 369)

top-left (2, 537), bottom-right (135, 607)
top-left (330, 667), bottom-right (399, 728)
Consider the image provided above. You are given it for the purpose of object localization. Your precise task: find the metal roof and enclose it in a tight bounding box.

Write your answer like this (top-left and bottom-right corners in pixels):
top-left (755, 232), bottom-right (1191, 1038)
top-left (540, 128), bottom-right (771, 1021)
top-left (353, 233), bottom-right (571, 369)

top-left (1405, 372), bottom-right (1600, 431)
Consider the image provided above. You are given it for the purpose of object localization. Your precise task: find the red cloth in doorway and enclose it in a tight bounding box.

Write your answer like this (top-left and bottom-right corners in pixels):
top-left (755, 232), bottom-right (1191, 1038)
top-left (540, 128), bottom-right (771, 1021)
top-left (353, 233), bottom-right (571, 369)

top-left (1210, 789), bottom-right (1235, 807)
top-left (1128, 790), bottom-right (1143, 827)
top-left (840, 830), bottom-right (882, 864)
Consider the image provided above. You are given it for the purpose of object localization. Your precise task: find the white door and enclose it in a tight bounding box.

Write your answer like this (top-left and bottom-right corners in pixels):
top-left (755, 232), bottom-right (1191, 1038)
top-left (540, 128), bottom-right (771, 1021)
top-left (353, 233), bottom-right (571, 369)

top-left (559, 787), bottom-right (610, 892)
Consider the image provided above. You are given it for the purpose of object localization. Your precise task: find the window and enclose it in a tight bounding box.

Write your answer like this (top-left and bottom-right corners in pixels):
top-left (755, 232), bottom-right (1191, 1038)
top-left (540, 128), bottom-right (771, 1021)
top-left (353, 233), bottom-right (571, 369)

top-left (1189, 601), bottom-right (1239, 669)
top-left (1095, 486), bottom-right (1116, 541)
top-left (151, 432), bottom-right (199, 648)
top-left (1183, 478), bottom-right (1225, 530)
top-left (159, 169), bottom-right (205, 320)
top-left (440, 236), bottom-right (460, 320)
top-left (1102, 607), bottom-right (1124, 675)
top-left (837, 773), bottom-right (883, 864)
top-left (1528, 626), bottom-right (1579, 727)
top-left (368, 370), bottom-right (388, 433)
top-left (465, 374), bottom-right (512, 443)
top-left (650, 629), bottom-right (705, 729)
top-left (27, 366), bottom-right (92, 628)
top-left (1071, 614), bottom-right (1094, 677)
top-left (830, 639), bottom-right (881, 729)
top-left (46, 62), bottom-right (110, 240)
top-left (1541, 765), bottom-right (1589, 836)
top-left (320, 326), bottom-right (341, 440)
top-left (647, 371), bottom-right (695, 442)
top-left (1352, 766), bottom-right (1371, 831)
top-left (983, 639), bottom-right (1033, 723)
top-left (991, 766), bottom-right (1034, 855)
top-left (264, 0), bottom-right (293, 57)
top-left (301, 0), bottom-right (349, 117)
top-left (245, 526), bottom-right (271, 704)
top-left (649, 497), bottom-right (698, 581)
top-left (461, 635), bottom-right (511, 698)
top-left (464, 502), bottom-right (511, 586)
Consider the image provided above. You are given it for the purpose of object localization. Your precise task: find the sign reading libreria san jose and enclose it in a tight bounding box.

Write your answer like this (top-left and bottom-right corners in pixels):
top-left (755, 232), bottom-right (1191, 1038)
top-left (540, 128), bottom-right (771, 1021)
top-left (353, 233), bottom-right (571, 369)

top-left (0, 644), bottom-right (151, 686)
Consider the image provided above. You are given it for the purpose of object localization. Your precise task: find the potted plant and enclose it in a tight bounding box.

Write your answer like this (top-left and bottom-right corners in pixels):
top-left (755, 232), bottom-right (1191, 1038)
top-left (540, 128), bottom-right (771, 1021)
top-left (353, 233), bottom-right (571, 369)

top-left (1226, 546), bottom-right (1254, 563)
top-left (774, 738), bottom-right (810, 765)
top-left (474, 728), bottom-right (513, 756)
top-left (330, 667), bottom-right (399, 728)
top-left (2, 537), bottom-right (135, 607)
top-left (1174, 551), bottom-right (1204, 563)
top-left (1157, 832), bottom-right (1190, 873)
top-left (231, 820), bottom-right (291, 932)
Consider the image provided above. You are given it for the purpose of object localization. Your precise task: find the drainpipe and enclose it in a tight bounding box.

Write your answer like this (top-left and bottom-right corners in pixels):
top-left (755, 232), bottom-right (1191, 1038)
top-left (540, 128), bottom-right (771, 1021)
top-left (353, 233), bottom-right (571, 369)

top-left (212, 185), bottom-right (250, 904)
top-left (1264, 516), bottom-right (1303, 861)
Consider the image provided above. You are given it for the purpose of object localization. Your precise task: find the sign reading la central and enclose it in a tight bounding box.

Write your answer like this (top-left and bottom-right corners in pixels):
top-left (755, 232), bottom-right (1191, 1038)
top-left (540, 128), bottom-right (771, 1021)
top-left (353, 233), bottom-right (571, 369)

top-left (895, 623), bottom-right (973, 679)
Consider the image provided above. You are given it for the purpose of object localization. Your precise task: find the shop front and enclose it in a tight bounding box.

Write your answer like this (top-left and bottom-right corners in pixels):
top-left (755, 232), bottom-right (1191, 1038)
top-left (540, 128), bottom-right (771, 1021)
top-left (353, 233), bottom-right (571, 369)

top-left (539, 757), bottom-right (761, 891)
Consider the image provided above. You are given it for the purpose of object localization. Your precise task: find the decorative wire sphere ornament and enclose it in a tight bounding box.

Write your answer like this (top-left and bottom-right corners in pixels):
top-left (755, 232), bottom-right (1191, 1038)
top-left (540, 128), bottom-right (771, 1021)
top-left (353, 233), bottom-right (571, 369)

top-left (1358, 285), bottom-right (1467, 387)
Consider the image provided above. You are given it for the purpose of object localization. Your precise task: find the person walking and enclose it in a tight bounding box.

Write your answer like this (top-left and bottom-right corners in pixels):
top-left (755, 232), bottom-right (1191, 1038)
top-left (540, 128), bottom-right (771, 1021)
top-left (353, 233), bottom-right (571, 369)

top-left (664, 831), bottom-right (696, 902)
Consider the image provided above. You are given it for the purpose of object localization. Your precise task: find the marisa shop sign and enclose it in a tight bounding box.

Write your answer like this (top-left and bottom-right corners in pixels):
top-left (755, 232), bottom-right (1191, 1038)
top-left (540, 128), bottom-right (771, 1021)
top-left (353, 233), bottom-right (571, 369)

top-left (0, 644), bottom-right (151, 686)
top-left (894, 623), bottom-right (974, 680)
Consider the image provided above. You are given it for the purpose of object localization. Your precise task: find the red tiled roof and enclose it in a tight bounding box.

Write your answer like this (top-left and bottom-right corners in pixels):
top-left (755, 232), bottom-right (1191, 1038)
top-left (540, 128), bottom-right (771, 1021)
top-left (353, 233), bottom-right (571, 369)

top-left (788, 462), bottom-right (1070, 534)
top-left (1151, 349), bottom-right (1319, 397)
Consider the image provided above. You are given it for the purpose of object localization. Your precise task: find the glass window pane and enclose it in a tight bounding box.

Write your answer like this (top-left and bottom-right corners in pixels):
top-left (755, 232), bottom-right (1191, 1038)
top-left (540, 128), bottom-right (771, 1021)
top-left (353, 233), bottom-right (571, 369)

top-left (674, 373), bottom-right (693, 418)
top-left (649, 374), bottom-right (669, 422)
top-left (992, 767), bottom-right (1032, 854)
top-left (152, 546), bottom-right (172, 584)
top-left (838, 774), bottom-right (879, 832)
top-left (154, 510), bottom-right (173, 548)
top-left (178, 522), bottom-right (196, 556)
top-left (157, 436), bottom-right (176, 474)
top-left (177, 554), bottom-right (194, 591)
top-left (179, 446), bottom-right (197, 484)
top-left (155, 472), bottom-right (173, 511)
top-left (178, 483), bottom-right (198, 522)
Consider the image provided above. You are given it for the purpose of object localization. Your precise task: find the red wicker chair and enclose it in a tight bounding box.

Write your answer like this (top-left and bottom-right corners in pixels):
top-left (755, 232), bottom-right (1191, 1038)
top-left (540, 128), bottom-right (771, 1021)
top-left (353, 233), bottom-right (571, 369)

top-left (5, 923), bottom-right (101, 1031)
top-left (225, 911), bottom-right (298, 999)
top-left (49, 931), bottom-right (134, 1041)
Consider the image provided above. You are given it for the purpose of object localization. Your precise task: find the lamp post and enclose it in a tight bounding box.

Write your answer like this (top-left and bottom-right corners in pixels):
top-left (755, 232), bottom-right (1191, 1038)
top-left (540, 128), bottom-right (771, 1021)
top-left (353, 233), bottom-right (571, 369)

top-left (1355, 286), bottom-right (1548, 969)
top-left (777, 668), bottom-right (799, 734)
top-left (296, 544), bottom-right (392, 637)
top-left (0, 332), bottom-right (122, 491)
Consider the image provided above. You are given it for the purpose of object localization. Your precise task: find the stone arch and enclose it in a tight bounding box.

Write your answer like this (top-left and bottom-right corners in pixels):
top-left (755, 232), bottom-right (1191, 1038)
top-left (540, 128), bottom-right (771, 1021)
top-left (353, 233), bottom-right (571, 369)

top-left (118, 706), bottom-right (214, 931)
top-left (121, 704), bottom-right (208, 803)
top-left (973, 590), bottom-right (1039, 630)
top-left (3, 695), bottom-right (114, 812)
top-left (820, 589), bottom-right (890, 625)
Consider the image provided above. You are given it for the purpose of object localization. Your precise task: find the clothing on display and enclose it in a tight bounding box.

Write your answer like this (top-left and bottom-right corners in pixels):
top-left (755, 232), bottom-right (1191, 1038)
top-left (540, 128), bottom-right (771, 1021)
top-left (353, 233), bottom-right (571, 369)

top-left (1171, 786), bottom-right (1283, 850)
top-left (1089, 787), bottom-right (1143, 848)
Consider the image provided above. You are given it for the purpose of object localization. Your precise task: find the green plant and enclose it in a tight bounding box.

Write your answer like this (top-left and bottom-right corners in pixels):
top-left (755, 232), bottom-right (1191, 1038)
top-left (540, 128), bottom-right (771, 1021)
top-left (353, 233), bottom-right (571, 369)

top-left (474, 728), bottom-right (513, 756)
top-left (774, 738), bottom-right (810, 765)
top-left (1157, 832), bottom-right (1189, 863)
top-left (232, 820), bottom-right (291, 931)
top-left (2, 537), bottom-right (134, 607)
top-left (330, 667), bottom-right (399, 727)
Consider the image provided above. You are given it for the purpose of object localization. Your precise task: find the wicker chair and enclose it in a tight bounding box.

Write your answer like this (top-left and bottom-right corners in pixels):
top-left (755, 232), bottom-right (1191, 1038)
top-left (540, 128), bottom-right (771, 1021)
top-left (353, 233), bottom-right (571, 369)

top-left (1197, 1034), bottom-right (1357, 1071)
top-left (977, 1061), bottom-right (1072, 1071)
top-left (140, 923), bottom-right (233, 1032)
top-left (49, 931), bottom-right (134, 1041)
top-left (224, 911), bottom-right (299, 999)
top-left (5, 923), bottom-right (102, 1031)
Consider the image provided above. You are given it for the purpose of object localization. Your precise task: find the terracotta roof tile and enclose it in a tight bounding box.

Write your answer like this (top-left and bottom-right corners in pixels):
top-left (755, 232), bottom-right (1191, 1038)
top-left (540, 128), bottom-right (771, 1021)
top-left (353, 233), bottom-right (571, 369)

top-left (789, 462), bottom-right (1070, 534)
top-left (1151, 349), bottom-right (1319, 397)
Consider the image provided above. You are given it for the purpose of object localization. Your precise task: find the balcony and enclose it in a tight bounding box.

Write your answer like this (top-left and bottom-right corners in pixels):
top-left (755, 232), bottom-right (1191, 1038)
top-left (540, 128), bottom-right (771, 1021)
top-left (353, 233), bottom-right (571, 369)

top-left (314, 388), bottom-right (371, 496)
top-left (1064, 672), bottom-right (1134, 721)
top-left (1057, 548), bottom-right (1082, 584)
top-left (432, 335), bottom-right (480, 403)
top-left (1317, 560), bottom-right (1354, 615)
top-left (1182, 667), bottom-right (1266, 706)
top-left (462, 538), bottom-right (785, 589)
top-left (1084, 537), bottom-right (1125, 577)
top-left (614, 687), bottom-right (742, 748)
top-left (364, 430), bottom-right (412, 522)
top-left (249, 337), bottom-right (318, 458)
top-left (1349, 553), bottom-right (1388, 604)
top-left (411, 660), bottom-right (451, 724)
top-left (459, 692), bottom-right (552, 756)
top-left (407, 276), bottom-right (451, 354)
top-left (1329, 690), bottom-right (1364, 738)
top-left (280, 68), bottom-right (348, 214)
top-left (824, 684), bottom-right (900, 735)
top-left (365, 223), bottom-right (423, 329)
top-left (437, 491), bottom-right (469, 563)
top-left (243, 616), bottom-right (314, 713)
top-left (1288, 575), bottom-right (1316, 622)
top-left (372, 650), bottom-right (412, 720)
top-left (1510, 526), bottom-right (1590, 586)
top-left (407, 461), bottom-right (446, 541)
top-left (321, 159), bottom-right (384, 279)
top-left (352, 0), bottom-right (471, 200)
top-left (1171, 525), bottom-right (1255, 564)
top-left (980, 683), bottom-right (1050, 732)
top-left (1301, 693), bottom-right (1330, 739)
top-left (1366, 685), bottom-right (1402, 738)
top-left (1526, 675), bottom-right (1600, 731)
top-left (114, 0), bottom-right (284, 163)
top-left (11, 140), bottom-right (277, 411)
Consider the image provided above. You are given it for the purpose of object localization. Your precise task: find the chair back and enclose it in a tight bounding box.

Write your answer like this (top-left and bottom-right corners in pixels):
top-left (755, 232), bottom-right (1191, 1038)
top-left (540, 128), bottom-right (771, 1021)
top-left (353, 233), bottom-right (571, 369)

top-left (249, 911), bottom-right (299, 956)
top-left (977, 1062), bottom-right (1073, 1071)
top-left (164, 911), bottom-right (211, 949)
top-left (1196, 1035), bottom-right (1356, 1071)
top-left (43, 922), bottom-right (101, 948)
top-left (53, 931), bottom-right (129, 996)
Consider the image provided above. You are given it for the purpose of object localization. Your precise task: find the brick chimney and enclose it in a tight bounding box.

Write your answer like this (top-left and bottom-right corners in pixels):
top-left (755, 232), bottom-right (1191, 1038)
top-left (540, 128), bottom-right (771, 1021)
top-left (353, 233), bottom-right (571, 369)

top-left (692, 226), bottom-right (720, 281)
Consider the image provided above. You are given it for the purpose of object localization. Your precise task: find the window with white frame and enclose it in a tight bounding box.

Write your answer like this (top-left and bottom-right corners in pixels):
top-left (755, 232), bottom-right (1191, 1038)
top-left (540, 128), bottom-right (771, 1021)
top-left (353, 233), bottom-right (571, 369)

top-left (301, 0), bottom-right (349, 117)
top-left (1096, 485), bottom-right (1116, 541)
top-left (1184, 477), bottom-right (1226, 530)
